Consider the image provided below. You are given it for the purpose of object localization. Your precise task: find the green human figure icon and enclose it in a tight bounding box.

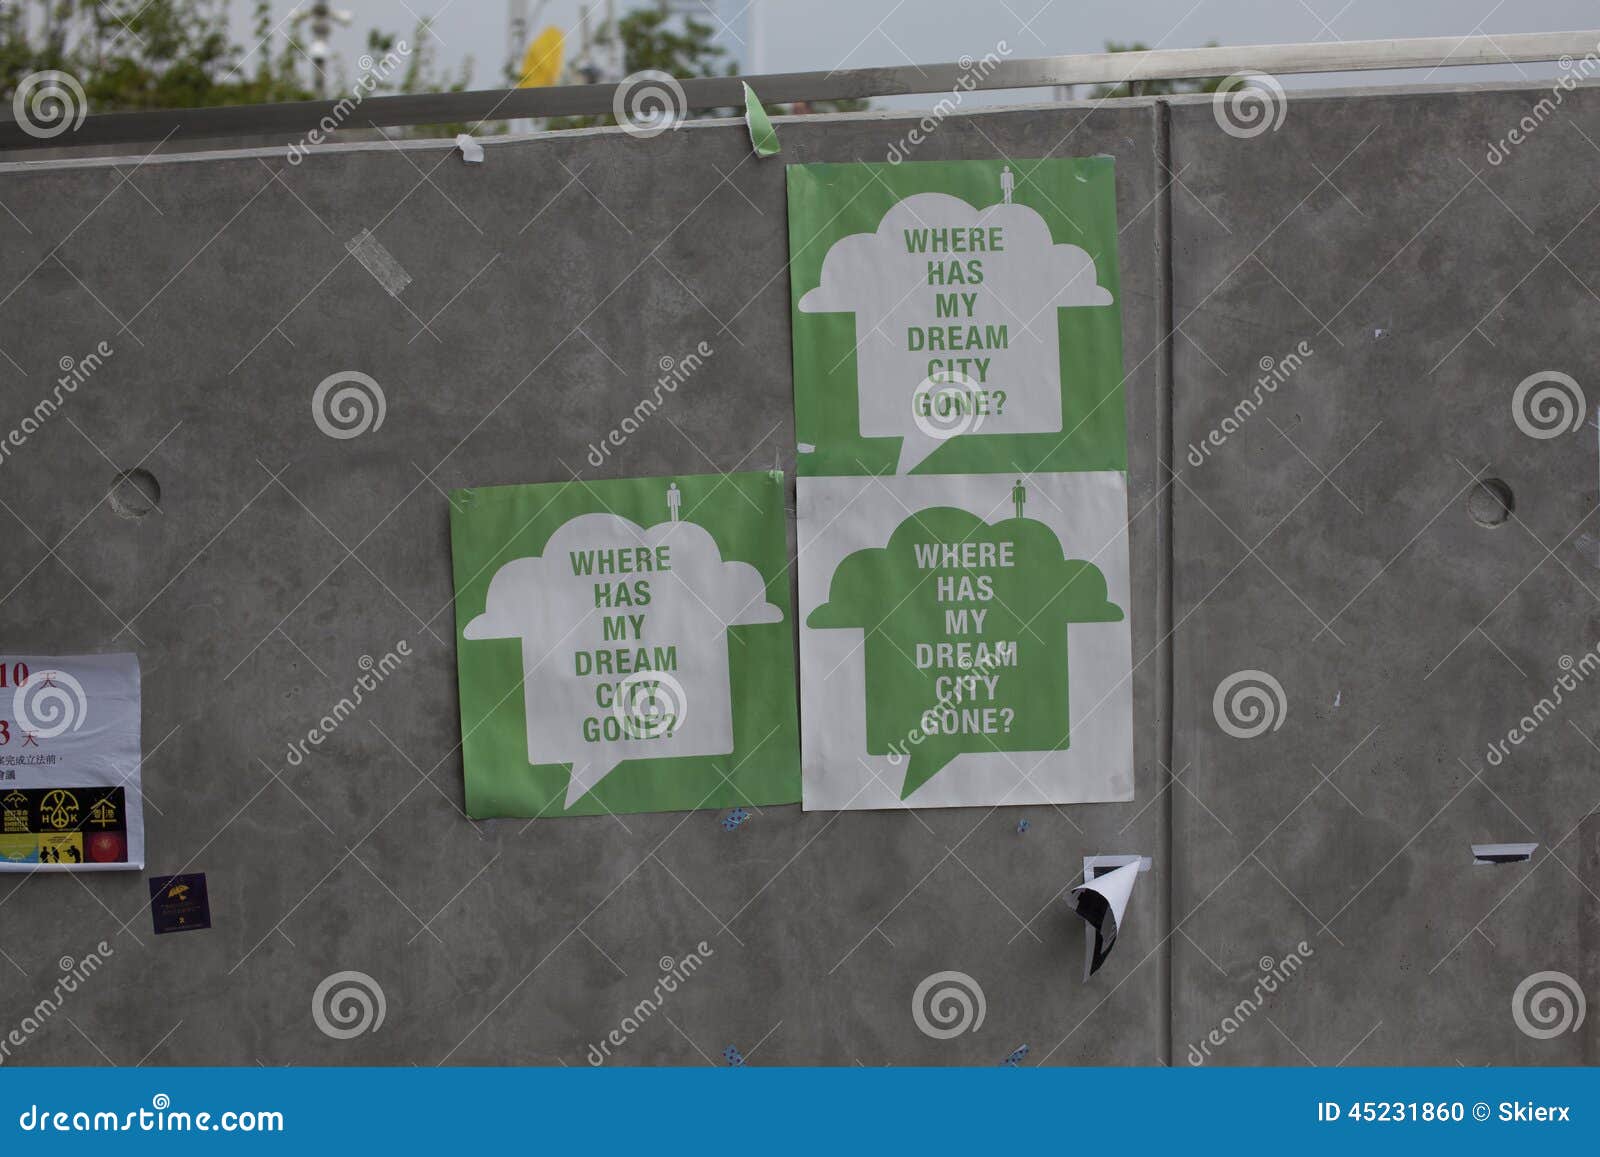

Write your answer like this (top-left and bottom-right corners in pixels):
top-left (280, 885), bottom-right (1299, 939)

top-left (1012, 479), bottom-right (1026, 520)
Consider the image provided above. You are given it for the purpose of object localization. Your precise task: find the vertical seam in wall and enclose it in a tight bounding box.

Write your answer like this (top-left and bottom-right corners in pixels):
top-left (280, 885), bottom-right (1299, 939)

top-left (1153, 96), bottom-right (1177, 1067)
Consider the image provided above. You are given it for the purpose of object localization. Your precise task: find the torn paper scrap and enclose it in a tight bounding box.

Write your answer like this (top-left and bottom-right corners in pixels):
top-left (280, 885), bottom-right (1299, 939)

top-left (456, 134), bottom-right (484, 163)
top-left (1472, 842), bottom-right (1537, 865)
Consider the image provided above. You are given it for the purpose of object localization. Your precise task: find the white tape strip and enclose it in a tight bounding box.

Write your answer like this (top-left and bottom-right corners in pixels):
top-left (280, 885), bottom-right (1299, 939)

top-left (345, 229), bottom-right (412, 298)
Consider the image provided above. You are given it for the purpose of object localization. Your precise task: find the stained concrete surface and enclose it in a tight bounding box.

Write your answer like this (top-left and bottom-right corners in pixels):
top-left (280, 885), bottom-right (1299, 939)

top-left (0, 82), bottom-right (1592, 1065)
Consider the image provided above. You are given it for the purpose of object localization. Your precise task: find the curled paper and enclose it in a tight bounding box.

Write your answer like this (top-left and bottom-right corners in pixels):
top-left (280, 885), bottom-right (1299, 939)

top-left (1070, 859), bottom-right (1143, 979)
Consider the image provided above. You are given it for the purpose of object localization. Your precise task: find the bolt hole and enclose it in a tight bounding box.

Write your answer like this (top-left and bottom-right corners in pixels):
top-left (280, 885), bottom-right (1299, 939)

top-left (109, 468), bottom-right (161, 519)
top-left (1467, 478), bottom-right (1514, 527)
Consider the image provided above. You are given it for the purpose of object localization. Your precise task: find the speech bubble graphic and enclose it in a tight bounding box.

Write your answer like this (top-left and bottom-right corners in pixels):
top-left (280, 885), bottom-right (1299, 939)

top-left (464, 512), bottom-right (781, 807)
top-left (806, 499), bottom-right (1122, 798)
top-left (798, 191), bottom-right (1113, 473)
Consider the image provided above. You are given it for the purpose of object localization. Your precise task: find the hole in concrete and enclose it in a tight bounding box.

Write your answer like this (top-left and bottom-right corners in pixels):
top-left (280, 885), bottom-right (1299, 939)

top-left (1467, 477), bottom-right (1514, 527)
top-left (109, 468), bottom-right (161, 519)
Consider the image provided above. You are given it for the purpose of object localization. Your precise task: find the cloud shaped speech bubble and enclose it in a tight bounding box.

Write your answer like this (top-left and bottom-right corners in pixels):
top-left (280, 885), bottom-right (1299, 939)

top-left (465, 512), bottom-right (781, 807)
top-left (799, 192), bottom-right (1113, 473)
top-left (806, 501), bottom-right (1122, 798)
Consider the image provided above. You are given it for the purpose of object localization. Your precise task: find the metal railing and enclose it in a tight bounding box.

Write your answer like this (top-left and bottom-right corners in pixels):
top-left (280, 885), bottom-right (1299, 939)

top-left (2, 29), bottom-right (1596, 153)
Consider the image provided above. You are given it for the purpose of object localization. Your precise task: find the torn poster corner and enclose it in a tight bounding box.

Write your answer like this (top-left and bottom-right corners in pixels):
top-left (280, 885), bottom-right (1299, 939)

top-left (742, 82), bottom-right (780, 158)
top-left (1070, 857), bottom-right (1147, 980)
top-left (455, 134), bottom-right (484, 163)
top-left (1472, 842), bottom-right (1537, 865)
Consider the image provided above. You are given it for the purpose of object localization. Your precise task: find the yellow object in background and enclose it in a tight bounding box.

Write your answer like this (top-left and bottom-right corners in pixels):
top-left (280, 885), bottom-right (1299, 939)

top-left (518, 27), bottom-right (565, 88)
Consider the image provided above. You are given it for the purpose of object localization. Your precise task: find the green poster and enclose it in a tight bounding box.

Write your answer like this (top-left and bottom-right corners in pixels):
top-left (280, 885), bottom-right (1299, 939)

top-left (788, 158), bottom-right (1133, 810)
top-left (787, 157), bottom-right (1125, 477)
top-left (450, 472), bottom-right (800, 818)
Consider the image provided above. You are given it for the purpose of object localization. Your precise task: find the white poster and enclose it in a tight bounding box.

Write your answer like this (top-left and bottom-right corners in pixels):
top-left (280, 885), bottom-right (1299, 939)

top-left (798, 472), bottom-right (1133, 810)
top-left (0, 653), bottom-right (144, 871)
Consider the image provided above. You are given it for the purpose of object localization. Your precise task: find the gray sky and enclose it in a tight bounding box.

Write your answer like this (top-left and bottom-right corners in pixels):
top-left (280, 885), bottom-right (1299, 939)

top-left (251, 0), bottom-right (1600, 103)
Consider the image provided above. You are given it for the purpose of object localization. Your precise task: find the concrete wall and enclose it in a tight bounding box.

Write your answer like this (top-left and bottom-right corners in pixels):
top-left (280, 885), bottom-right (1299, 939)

top-left (0, 80), bottom-right (1594, 1066)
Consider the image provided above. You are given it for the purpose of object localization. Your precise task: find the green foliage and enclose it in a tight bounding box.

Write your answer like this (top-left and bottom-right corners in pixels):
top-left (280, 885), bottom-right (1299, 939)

top-left (546, 6), bottom-right (733, 132)
top-left (0, 0), bottom-right (861, 135)
top-left (0, 0), bottom-right (468, 121)
top-left (361, 24), bottom-right (477, 138)
top-left (549, 4), bottom-right (866, 132)
top-left (1, 1), bottom-right (312, 110)
top-left (616, 6), bottom-right (733, 83)
top-left (1091, 40), bottom-right (1225, 98)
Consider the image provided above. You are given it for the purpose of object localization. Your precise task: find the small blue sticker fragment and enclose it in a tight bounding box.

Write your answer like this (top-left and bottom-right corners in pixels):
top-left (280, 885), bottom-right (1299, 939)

top-left (1016, 819), bottom-right (1030, 834)
top-left (1000, 1044), bottom-right (1030, 1067)
top-left (724, 1045), bottom-right (745, 1067)
top-left (721, 808), bottom-right (750, 831)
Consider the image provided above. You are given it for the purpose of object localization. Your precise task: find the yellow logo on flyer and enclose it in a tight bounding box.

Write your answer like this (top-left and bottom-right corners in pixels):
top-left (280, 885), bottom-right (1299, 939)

top-left (39, 789), bottom-right (78, 831)
top-left (2, 792), bottom-right (27, 834)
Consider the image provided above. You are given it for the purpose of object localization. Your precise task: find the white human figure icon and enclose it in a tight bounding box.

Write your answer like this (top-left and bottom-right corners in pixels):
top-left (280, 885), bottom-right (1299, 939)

top-left (1000, 164), bottom-right (1014, 204)
top-left (667, 481), bottom-right (682, 522)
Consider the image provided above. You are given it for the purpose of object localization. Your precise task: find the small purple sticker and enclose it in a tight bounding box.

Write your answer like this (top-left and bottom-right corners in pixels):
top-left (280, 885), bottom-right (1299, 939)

top-left (149, 872), bottom-right (211, 934)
